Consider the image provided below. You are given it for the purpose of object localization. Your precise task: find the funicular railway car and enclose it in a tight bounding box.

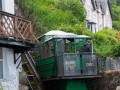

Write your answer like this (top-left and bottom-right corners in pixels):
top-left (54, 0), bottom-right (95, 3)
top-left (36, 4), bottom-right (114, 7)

top-left (35, 30), bottom-right (100, 90)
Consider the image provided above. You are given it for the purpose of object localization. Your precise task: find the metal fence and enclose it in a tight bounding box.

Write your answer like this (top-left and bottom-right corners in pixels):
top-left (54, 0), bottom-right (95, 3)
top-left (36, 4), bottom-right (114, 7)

top-left (57, 53), bottom-right (98, 76)
top-left (57, 55), bottom-right (120, 77)
top-left (57, 54), bottom-right (81, 76)
top-left (63, 54), bottom-right (81, 76)
top-left (82, 54), bottom-right (98, 75)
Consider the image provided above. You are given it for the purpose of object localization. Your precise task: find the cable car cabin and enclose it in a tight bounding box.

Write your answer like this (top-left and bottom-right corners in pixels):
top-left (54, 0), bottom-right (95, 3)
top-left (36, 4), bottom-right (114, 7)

top-left (35, 30), bottom-right (99, 80)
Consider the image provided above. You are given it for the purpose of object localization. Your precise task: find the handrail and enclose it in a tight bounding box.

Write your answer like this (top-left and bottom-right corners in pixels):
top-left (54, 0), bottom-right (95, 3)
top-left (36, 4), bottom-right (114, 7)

top-left (24, 51), bottom-right (45, 89)
top-left (0, 11), bottom-right (39, 44)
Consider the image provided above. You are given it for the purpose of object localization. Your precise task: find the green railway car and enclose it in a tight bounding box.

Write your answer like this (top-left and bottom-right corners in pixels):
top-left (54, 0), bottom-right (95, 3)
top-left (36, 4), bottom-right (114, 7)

top-left (35, 30), bottom-right (100, 90)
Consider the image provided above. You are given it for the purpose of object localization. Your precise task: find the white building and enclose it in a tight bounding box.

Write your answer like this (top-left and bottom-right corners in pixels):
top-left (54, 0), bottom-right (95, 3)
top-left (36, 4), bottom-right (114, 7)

top-left (0, 0), bottom-right (38, 89)
top-left (81, 0), bottom-right (112, 33)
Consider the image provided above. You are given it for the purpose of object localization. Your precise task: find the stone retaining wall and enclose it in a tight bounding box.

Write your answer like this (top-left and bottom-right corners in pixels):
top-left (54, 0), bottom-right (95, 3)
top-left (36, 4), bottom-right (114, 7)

top-left (88, 71), bottom-right (120, 90)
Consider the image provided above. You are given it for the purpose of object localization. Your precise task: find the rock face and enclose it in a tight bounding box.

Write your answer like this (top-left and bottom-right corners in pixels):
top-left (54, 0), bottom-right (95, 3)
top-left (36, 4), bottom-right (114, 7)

top-left (116, 86), bottom-right (120, 90)
top-left (19, 84), bottom-right (29, 90)
top-left (19, 71), bottom-right (28, 85)
top-left (88, 71), bottom-right (120, 90)
top-left (19, 71), bottom-right (29, 90)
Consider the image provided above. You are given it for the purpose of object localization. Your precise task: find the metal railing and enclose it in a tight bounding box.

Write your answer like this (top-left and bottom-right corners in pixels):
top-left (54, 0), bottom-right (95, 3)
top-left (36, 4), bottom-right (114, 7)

top-left (57, 53), bottom-right (98, 77)
top-left (24, 52), bottom-right (44, 87)
top-left (0, 11), bottom-right (39, 44)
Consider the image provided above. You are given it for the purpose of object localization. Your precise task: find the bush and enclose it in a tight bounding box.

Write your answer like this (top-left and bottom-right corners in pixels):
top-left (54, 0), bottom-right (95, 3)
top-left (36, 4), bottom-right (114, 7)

top-left (112, 21), bottom-right (120, 31)
top-left (93, 29), bottom-right (120, 57)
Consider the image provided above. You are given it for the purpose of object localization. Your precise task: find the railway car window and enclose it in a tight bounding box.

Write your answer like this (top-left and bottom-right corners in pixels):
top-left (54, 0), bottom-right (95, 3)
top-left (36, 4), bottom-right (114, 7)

top-left (75, 39), bottom-right (84, 53)
top-left (48, 40), bottom-right (54, 57)
top-left (46, 42), bottom-right (49, 58)
top-left (65, 39), bottom-right (74, 53)
top-left (56, 39), bottom-right (65, 55)
top-left (39, 36), bottom-right (45, 44)
top-left (42, 43), bottom-right (46, 59)
top-left (41, 39), bottom-right (54, 59)
top-left (41, 43), bottom-right (46, 59)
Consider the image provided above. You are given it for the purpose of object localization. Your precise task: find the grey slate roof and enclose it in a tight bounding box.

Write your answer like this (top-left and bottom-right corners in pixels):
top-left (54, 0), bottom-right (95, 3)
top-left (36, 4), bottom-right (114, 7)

top-left (95, 0), bottom-right (112, 19)
top-left (81, 0), bottom-right (112, 15)
top-left (95, 0), bottom-right (108, 14)
top-left (81, 0), bottom-right (86, 4)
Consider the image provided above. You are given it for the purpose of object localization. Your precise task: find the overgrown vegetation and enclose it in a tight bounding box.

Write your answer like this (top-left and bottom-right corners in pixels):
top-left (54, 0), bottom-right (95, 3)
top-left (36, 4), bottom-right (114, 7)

top-left (109, 0), bottom-right (120, 31)
top-left (93, 30), bottom-right (120, 58)
top-left (15, 0), bottom-right (90, 36)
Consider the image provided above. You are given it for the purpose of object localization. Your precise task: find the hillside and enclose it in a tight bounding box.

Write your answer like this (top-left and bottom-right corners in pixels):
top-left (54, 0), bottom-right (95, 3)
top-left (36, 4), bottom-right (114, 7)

top-left (15, 0), bottom-right (92, 37)
top-left (109, 0), bottom-right (120, 31)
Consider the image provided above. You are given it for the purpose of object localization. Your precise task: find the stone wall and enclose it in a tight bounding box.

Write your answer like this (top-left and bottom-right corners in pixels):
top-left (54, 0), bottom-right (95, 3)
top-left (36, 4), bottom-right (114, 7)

top-left (106, 57), bottom-right (120, 70)
top-left (88, 71), bottom-right (120, 90)
top-left (98, 57), bottom-right (120, 71)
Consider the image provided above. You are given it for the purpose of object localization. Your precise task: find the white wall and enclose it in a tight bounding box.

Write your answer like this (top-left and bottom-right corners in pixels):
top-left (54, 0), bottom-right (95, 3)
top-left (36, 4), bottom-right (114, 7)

top-left (2, 0), bottom-right (14, 14)
top-left (0, 48), bottom-right (19, 90)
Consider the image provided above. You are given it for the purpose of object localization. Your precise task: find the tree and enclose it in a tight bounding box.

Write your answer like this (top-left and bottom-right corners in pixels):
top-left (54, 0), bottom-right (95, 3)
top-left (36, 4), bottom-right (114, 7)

top-left (116, 0), bottom-right (120, 6)
top-left (112, 21), bottom-right (120, 30)
top-left (109, 0), bottom-right (120, 31)
top-left (93, 29), bottom-right (120, 57)
top-left (16, 0), bottom-right (89, 36)
top-left (109, 0), bottom-right (116, 6)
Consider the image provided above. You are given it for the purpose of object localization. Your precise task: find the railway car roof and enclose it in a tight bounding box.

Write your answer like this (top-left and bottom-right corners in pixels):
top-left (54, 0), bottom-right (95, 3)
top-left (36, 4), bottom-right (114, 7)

top-left (38, 30), bottom-right (91, 39)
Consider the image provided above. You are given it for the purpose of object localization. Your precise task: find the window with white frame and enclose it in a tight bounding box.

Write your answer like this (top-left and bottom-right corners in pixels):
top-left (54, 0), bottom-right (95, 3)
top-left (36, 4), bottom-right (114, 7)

top-left (104, 16), bottom-right (106, 27)
top-left (0, 0), bottom-right (2, 10)
top-left (87, 10), bottom-right (91, 19)
top-left (107, 19), bottom-right (109, 28)
top-left (99, 16), bottom-right (102, 29)
top-left (87, 24), bottom-right (91, 30)
top-left (93, 13), bottom-right (97, 23)
top-left (88, 0), bottom-right (90, 5)
top-left (96, 26), bottom-right (98, 32)
top-left (94, 24), bottom-right (97, 33)
top-left (0, 47), bottom-right (3, 79)
top-left (107, 7), bottom-right (109, 15)
top-left (107, 11), bottom-right (109, 15)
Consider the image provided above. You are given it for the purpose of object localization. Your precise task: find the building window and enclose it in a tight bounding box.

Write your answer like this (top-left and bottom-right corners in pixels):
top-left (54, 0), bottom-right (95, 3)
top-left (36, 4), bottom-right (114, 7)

top-left (107, 19), bottom-right (109, 28)
top-left (107, 8), bottom-right (109, 15)
top-left (0, 61), bottom-right (3, 79)
top-left (0, 47), bottom-right (3, 79)
top-left (87, 24), bottom-right (91, 30)
top-left (93, 13), bottom-right (97, 23)
top-left (104, 16), bottom-right (106, 27)
top-left (87, 10), bottom-right (91, 19)
top-left (0, 0), bottom-right (2, 10)
top-left (99, 16), bottom-right (102, 29)
top-left (96, 25), bottom-right (98, 32)
top-left (88, 0), bottom-right (90, 5)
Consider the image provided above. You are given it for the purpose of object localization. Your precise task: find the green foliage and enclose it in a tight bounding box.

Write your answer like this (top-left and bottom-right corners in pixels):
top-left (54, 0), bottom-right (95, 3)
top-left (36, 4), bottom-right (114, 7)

top-left (55, 0), bottom-right (85, 22)
top-left (112, 21), bottom-right (120, 30)
top-left (111, 6), bottom-right (120, 21)
top-left (109, 0), bottom-right (116, 6)
top-left (58, 24), bottom-right (93, 36)
top-left (93, 30), bottom-right (120, 57)
top-left (109, 0), bottom-right (120, 31)
top-left (116, 0), bottom-right (120, 6)
top-left (16, 0), bottom-right (86, 36)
